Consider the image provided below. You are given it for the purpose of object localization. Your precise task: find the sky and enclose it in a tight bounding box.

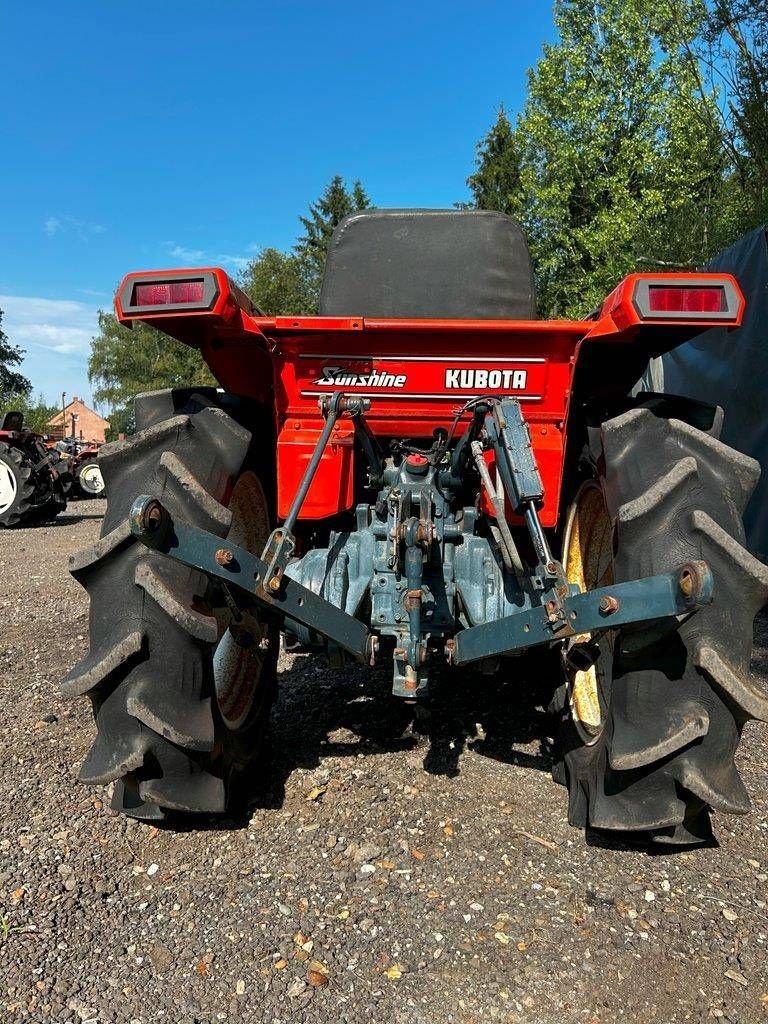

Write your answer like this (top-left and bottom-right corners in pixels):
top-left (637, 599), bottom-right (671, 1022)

top-left (0, 1), bottom-right (556, 408)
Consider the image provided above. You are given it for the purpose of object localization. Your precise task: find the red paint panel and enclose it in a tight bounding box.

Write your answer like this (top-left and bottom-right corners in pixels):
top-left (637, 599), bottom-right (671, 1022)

top-left (113, 267), bottom-right (746, 530)
top-left (277, 428), bottom-right (355, 520)
top-left (272, 331), bottom-right (576, 526)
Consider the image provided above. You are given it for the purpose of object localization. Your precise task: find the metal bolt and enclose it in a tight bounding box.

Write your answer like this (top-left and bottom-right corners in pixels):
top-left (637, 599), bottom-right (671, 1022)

top-left (599, 595), bottom-right (620, 615)
top-left (139, 502), bottom-right (163, 532)
top-left (546, 561), bottom-right (558, 575)
top-left (215, 548), bottom-right (234, 567)
top-left (679, 569), bottom-right (694, 598)
top-left (268, 575), bottom-right (281, 592)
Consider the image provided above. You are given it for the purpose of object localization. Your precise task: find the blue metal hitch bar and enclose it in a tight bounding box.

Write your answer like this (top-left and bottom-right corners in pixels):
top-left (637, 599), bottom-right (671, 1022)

top-left (129, 495), bottom-right (712, 670)
top-left (129, 495), bottom-right (372, 663)
top-left (451, 561), bottom-right (713, 665)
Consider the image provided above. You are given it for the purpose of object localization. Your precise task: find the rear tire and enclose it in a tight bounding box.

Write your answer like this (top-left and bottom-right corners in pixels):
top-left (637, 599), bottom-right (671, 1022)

top-left (0, 443), bottom-right (34, 527)
top-left (62, 389), bottom-right (278, 820)
top-left (554, 397), bottom-right (768, 844)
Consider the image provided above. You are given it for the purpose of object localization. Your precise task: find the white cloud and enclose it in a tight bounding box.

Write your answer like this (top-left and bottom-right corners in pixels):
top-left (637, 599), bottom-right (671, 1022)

top-left (0, 294), bottom-right (100, 400)
top-left (162, 242), bottom-right (257, 271)
top-left (165, 243), bottom-right (206, 263)
top-left (214, 252), bottom-right (252, 271)
top-left (43, 215), bottom-right (105, 240)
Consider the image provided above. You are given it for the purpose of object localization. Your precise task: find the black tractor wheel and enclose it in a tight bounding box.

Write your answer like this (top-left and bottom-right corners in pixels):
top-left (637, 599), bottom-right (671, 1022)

top-left (0, 442), bottom-right (35, 526)
top-left (62, 389), bottom-right (278, 820)
top-left (554, 396), bottom-right (768, 844)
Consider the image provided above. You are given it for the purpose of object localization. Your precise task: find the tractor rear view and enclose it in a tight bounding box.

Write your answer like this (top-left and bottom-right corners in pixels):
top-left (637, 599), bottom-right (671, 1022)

top-left (62, 211), bottom-right (768, 845)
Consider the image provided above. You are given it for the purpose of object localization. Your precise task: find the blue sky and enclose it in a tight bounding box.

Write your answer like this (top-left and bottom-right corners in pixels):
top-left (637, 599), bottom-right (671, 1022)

top-left (0, 1), bottom-right (556, 408)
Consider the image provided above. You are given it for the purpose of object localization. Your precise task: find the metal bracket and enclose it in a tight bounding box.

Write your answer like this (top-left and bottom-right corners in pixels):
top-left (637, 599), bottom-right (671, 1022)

top-left (129, 495), bottom-right (372, 663)
top-left (451, 560), bottom-right (714, 665)
top-left (261, 392), bottom-right (371, 594)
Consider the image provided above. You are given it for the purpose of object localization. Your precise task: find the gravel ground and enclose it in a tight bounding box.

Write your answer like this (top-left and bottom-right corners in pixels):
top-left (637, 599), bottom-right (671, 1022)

top-left (1, 500), bottom-right (767, 1024)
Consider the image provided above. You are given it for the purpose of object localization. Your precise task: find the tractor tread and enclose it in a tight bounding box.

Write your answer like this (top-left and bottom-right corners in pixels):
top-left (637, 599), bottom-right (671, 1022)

top-left (690, 510), bottom-right (768, 610)
top-left (68, 521), bottom-right (133, 577)
top-left (609, 699), bottom-right (709, 771)
top-left (667, 418), bottom-right (761, 509)
top-left (558, 397), bottom-right (766, 845)
top-left (61, 629), bottom-right (145, 699)
top-left (126, 671), bottom-right (215, 751)
top-left (134, 561), bottom-right (218, 643)
top-left (99, 414), bottom-right (192, 473)
top-left (139, 772), bottom-right (226, 815)
top-left (158, 451), bottom-right (232, 533)
top-left (694, 644), bottom-right (768, 722)
top-left (616, 456), bottom-right (697, 528)
top-left (674, 754), bottom-right (751, 815)
top-left (0, 442), bottom-right (36, 526)
top-left (64, 388), bottom-right (276, 820)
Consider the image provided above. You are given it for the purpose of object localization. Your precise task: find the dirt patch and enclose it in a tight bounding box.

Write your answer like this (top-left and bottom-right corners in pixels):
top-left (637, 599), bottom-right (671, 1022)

top-left (1, 501), bottom-right (766, 1023)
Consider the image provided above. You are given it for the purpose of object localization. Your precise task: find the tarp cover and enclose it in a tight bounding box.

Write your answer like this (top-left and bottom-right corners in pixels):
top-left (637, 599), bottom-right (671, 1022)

top-left (663, 225), bottom-right (768, 559)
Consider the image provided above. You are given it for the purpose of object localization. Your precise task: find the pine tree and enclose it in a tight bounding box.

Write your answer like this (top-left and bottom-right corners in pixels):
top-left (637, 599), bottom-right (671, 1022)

top-left (296, 176), bottom-right (371, 301)
top-left (466, 107), bottom-right (524, 216)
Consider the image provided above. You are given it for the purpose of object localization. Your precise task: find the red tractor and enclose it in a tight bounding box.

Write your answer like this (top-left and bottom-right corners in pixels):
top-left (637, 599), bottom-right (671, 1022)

top-left (0, 411), bottom-right (67, 526)
top-left (62, 211), bottom-right (767, 845)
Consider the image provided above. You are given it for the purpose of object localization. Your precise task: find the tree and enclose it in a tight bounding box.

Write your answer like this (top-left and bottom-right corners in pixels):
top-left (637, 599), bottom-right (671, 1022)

top-left (0, 394), bottom-right (58, 433)
top-left (508, 0), bottom-right (726, 316)
top-left (88, 312), bottom-right (215, 409)
top-left (0, 309), bottom-right (31, 405)
top-left (466, 107), bottom-right (524, 216)
top-left (296, 176), bottom-right (371, 302)
top-left (239, 247), bottom-right (313, 315)
top-left (667, 0), bottom-right (768, 238)
top-left (240, 176), bottom-right (372, 314)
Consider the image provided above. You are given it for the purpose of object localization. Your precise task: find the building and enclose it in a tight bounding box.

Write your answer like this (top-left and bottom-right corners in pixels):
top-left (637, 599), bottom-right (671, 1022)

top-left (47, 396), bottom-right (110, 443)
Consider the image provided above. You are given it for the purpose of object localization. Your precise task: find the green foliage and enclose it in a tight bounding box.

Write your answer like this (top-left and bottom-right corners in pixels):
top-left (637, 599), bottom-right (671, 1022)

top-left (509, 0), bottom-right (727, 317)
top-left (239, 247), bottom-right (313, 315)
top-left (295, 176), bottom-right (371, 302)
top-left (0, 394), bottom-right (59, 434)
top-left (465, 1), bottom-right (768, 316)
top-left (679, 0), bottom-right (768, 235)
top-left (241, 175), bottom-right (372, 314)
top-left (0, 309), bottom-right (31, 406)
top-left (87, 312), bottom-right (215, 409)
top-left (466, 107), bottom-right (524, 217)
top-left (102, 404), bottom-right (135, 442)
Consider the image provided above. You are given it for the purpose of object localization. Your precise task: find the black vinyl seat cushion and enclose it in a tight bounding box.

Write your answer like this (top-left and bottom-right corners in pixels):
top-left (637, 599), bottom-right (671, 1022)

top-left (318, 209), bottom-right (536, 320)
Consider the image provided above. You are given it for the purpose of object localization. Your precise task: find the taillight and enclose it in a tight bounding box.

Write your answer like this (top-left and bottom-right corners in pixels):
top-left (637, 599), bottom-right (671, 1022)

top-left (633, 276), bottom-right (741, 322)
top-left (118, 271), bottom-right (219, 315)
top-left (647, 285), bottom-right (725, 314)
top-left (133, 280), bottom-right (206, 306)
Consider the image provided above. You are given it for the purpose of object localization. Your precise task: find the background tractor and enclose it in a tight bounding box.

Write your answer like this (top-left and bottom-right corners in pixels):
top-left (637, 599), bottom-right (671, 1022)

top-left (0, 410), bottom-right (67, 527)
top-left (54, 438), bottom-right (106, 499)
top-left (62, 210), bottom-right (768, 845)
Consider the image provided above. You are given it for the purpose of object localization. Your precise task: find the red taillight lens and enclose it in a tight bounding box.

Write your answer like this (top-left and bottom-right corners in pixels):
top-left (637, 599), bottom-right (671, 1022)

top-left (133, 280), bottom-right (206, 306)
top-left (647, 286), bottom-right (724, 313)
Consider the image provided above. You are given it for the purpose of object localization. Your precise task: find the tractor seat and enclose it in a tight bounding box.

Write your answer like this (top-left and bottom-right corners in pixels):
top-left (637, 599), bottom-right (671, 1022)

top-left (319, 209), bottom-right (536, 320)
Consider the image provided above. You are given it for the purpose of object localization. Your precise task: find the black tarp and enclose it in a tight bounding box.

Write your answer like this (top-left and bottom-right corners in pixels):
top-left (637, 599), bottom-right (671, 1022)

top-left (663, 225), bottom-right (768, 560)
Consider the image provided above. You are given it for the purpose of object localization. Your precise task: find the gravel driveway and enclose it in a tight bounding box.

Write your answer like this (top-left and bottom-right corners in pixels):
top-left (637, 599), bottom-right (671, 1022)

top-left (1, 501), bottom-right (767, 1023)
